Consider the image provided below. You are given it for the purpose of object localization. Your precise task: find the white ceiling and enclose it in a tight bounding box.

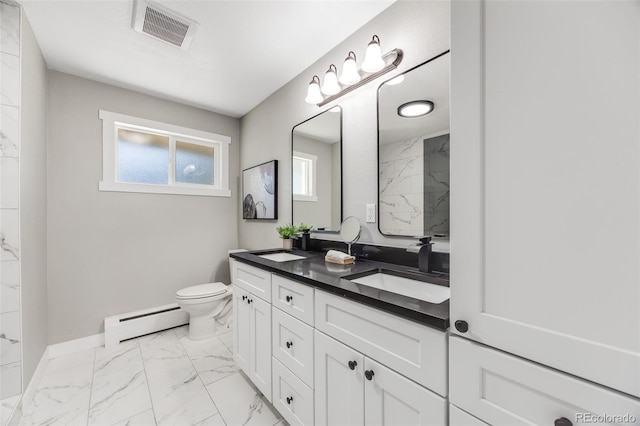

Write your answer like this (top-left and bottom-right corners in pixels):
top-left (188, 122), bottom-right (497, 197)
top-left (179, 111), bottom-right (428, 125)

top-left (18, 0), bottom-right (395, 118)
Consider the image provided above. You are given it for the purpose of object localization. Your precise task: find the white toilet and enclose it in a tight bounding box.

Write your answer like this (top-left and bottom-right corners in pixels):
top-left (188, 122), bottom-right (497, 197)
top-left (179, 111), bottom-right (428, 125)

top-left (176, 282), bottom-right (233, 340)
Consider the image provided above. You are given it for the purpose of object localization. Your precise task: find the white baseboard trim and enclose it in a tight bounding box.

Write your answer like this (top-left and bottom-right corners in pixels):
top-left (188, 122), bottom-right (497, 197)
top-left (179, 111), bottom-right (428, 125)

top-left (48, 333), bottom-right (105, 359)
top-left (21, 346), bottom-right (49, 414)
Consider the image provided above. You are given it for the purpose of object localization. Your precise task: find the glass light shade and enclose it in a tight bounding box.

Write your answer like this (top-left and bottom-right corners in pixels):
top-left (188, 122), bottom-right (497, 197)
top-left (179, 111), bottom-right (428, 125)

top-left (321, 65), bottom-right (340, 95)
top-left (339, 51), bottom-right (361, 85)
top-left (362, 36), bottom-right (385, 73)
top-left (305, 76), bottom-right (323, 104)
top-left (397, 100), bottom-right (434, 118)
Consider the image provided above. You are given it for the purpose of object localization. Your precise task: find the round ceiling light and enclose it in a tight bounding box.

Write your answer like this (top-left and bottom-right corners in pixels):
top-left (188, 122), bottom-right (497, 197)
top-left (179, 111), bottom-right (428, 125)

top-left (397, 100), bottom-right (434, 118)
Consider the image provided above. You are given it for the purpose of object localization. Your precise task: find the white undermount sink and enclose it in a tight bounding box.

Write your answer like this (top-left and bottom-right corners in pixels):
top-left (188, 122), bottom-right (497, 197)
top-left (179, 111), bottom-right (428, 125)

top-left (350, 272), bottom-right (450, 304)
top-left (258, 252), bottom-right (306, 262)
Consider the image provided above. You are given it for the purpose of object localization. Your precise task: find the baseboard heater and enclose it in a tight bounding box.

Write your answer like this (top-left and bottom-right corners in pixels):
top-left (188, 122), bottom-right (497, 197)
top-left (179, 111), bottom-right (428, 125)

top-left (104, 303), bottom-right (189, 347)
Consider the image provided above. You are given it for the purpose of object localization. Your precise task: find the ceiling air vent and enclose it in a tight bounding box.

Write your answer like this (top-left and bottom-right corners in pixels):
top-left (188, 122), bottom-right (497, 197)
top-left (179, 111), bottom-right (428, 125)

top-left (132, 0), bottom-right (197, 50)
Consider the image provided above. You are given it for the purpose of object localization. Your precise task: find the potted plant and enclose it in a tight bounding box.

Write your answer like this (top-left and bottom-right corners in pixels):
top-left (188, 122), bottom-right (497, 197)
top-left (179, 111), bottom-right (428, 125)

top-left (276, 224), bottom-right (298, 249)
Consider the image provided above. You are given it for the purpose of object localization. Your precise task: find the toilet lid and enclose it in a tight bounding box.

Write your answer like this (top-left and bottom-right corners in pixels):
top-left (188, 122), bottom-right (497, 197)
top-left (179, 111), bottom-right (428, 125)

top-left (176, 282), bottom-right (228, 299)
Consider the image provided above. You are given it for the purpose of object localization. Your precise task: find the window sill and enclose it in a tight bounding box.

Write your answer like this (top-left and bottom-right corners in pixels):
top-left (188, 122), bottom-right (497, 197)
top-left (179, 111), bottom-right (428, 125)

top-left (99, 181), bottom-right (231, 197)
top-left (293, 195), bottom-right (318, 202)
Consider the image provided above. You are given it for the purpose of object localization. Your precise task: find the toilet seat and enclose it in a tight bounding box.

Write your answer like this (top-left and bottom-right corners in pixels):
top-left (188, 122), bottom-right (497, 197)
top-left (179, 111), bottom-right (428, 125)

top-left (176, 282), bottom-right (228, 300)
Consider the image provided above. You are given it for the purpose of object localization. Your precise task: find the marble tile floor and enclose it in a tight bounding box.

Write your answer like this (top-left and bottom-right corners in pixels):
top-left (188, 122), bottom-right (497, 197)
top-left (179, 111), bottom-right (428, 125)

top-left (2, 395), bottom-right (20, 425)
top-left (17, 326), bottom-right (286, 426)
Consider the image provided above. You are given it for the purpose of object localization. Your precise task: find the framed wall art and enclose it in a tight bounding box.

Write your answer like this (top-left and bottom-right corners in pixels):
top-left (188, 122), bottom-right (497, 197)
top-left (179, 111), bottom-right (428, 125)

top-left (242, 160), bottom-right (278, 220)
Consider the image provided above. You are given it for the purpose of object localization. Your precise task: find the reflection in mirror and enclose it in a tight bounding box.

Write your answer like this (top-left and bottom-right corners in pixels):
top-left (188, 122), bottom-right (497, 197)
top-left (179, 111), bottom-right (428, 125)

top-left (292, 107), bottom-right (342, 231)
top-left (378, 51), bottom-right (450, 237)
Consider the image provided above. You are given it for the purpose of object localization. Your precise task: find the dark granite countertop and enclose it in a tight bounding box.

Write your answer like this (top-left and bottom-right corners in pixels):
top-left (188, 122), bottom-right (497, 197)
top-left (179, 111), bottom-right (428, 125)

top-left (230, 248), bottom-right (450, 331)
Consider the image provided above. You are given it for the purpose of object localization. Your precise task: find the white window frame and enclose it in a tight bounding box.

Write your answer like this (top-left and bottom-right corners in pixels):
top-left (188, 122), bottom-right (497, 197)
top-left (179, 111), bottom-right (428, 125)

top-left (292, 151), bottom-right (318, 202)
top-left (99, 110), bottom-right (231, 197)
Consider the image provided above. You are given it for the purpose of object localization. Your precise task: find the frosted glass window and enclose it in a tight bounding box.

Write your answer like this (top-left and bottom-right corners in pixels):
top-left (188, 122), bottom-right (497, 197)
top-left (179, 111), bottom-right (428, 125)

top-left (100, 110), bottom-right (231, 197)
top-left (117, 129), bottom-right (169, 184)
top-left (176, 141), bottom-right (215, 185)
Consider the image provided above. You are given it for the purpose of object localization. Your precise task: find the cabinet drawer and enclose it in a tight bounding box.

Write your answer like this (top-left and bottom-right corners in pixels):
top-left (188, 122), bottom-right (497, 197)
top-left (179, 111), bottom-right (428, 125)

top-left (233, 261), bottom-right (271, 302)
top-left (450, 336), bottom-right (640, 425)
top-left (272, 307), bottom-right (314, 388)
top-left (315, 290), bottom-right (447, 396)
top-left (272, 274), bottom-right (314, 326)
top-left (449, 405), bottom-right (489, 426)
top-left (273, 358), bottom-right (314, 426)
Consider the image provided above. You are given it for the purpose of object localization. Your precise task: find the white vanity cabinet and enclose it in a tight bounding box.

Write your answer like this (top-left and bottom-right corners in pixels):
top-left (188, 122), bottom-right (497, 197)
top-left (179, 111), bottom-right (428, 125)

top-left (449, 405), bottom-right (488, 426)
top-left (450, 0), bottom-right (640, 402)
top-left (231, 260), bottom-right (449, 426)
top-left (271, 275), bottom-right (316, 426)
top-left (314, 290), bottom-right (447, 426)
top-left (315, 330), bottom-right (446, 426)
top-left (232, 262), bottom-right (272, 401)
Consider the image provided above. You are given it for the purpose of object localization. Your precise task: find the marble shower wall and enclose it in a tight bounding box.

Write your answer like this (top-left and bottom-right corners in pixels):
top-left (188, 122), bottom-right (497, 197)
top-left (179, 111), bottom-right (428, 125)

top-left (379, 137), bottom-right (424, 236)
top-left (0, 0), bottom-right (22, 400)
top-left (379, 133), bottom-right (450, 237)
top-left (423, 134), bottom-right (450, 236)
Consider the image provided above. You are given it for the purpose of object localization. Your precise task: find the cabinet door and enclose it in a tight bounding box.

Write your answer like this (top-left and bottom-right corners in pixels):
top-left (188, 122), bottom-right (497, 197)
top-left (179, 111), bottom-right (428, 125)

top-left (233, 286), bottom-right (251, 373)
top-left (450, 0), bottom-right (640, 397)
top-left (314, 330), bottom-right (364, 426)
top-left (364, 358), bottom-right (446, 426)
top-left (250, 295), bottom-right (272, 401)
top-left (449, 405), bottom-right (489, 426)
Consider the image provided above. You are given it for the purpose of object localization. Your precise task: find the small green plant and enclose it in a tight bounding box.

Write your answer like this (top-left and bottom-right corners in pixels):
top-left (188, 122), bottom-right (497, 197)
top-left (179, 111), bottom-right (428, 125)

top-left (276, 223), bottom-right (298, 239)
top-left (298, 223), bottom-right (313, 232)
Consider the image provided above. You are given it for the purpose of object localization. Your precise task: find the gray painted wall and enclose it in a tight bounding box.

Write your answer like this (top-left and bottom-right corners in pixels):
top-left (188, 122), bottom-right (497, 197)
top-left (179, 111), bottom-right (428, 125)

top-left (46, 72), bottom-right (240, 344)
top-left (20, 13), bottom-right (48, 387)
top-left (239, 1), bottom-right (450, 249)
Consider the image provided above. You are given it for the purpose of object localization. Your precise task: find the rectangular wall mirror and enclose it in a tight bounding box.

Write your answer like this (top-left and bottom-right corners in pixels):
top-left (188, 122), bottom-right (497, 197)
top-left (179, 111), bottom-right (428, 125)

top-left (377, 51), bottom-right (450, 237)
top-left (292, 106), bottom-right (342, 231)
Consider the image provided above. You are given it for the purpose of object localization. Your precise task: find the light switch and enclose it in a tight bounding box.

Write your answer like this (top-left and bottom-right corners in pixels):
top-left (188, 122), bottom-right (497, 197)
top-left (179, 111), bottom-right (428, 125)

top-left (366, 204), bottom-right (376, 223)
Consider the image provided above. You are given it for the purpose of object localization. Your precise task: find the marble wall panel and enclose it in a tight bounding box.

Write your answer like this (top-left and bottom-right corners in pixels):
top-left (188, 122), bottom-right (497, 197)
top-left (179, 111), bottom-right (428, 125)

top-left (0, 0), bottom-right (21, 402)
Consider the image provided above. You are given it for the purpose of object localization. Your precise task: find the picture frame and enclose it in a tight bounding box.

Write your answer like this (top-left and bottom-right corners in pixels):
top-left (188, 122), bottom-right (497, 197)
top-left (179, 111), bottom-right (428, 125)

top-left (242, 160), bottom-right (278, 220)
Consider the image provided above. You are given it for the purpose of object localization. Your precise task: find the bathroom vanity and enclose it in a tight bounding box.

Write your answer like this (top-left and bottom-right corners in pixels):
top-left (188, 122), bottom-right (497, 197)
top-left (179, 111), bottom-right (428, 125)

top-left (229, 249), bottom-right (449, 426)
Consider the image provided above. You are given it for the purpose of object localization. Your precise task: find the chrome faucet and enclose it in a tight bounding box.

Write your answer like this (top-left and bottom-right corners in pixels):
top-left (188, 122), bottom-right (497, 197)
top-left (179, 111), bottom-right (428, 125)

top-left (407, 236), bottom-right (433, 273)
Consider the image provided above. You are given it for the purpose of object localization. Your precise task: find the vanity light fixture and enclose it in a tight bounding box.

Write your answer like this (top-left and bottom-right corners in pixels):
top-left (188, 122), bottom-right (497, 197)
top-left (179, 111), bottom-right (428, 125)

top-left (305, 76), bottom-right (323, 104)
top-left (339, 52), bottom-right (361, 85)
top-left (305, 35), bottom-right (403, 107)
top-left (321, 65), bottom-right (341, 95)
top-left (362, 35), bottom-right (385, 73)
top-left (398, 100), bottom-right (434, 118)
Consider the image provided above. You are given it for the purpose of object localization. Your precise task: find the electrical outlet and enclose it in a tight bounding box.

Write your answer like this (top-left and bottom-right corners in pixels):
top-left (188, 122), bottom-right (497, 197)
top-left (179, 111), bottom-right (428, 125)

top-left (366, 204), bottom-right (376, 223)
